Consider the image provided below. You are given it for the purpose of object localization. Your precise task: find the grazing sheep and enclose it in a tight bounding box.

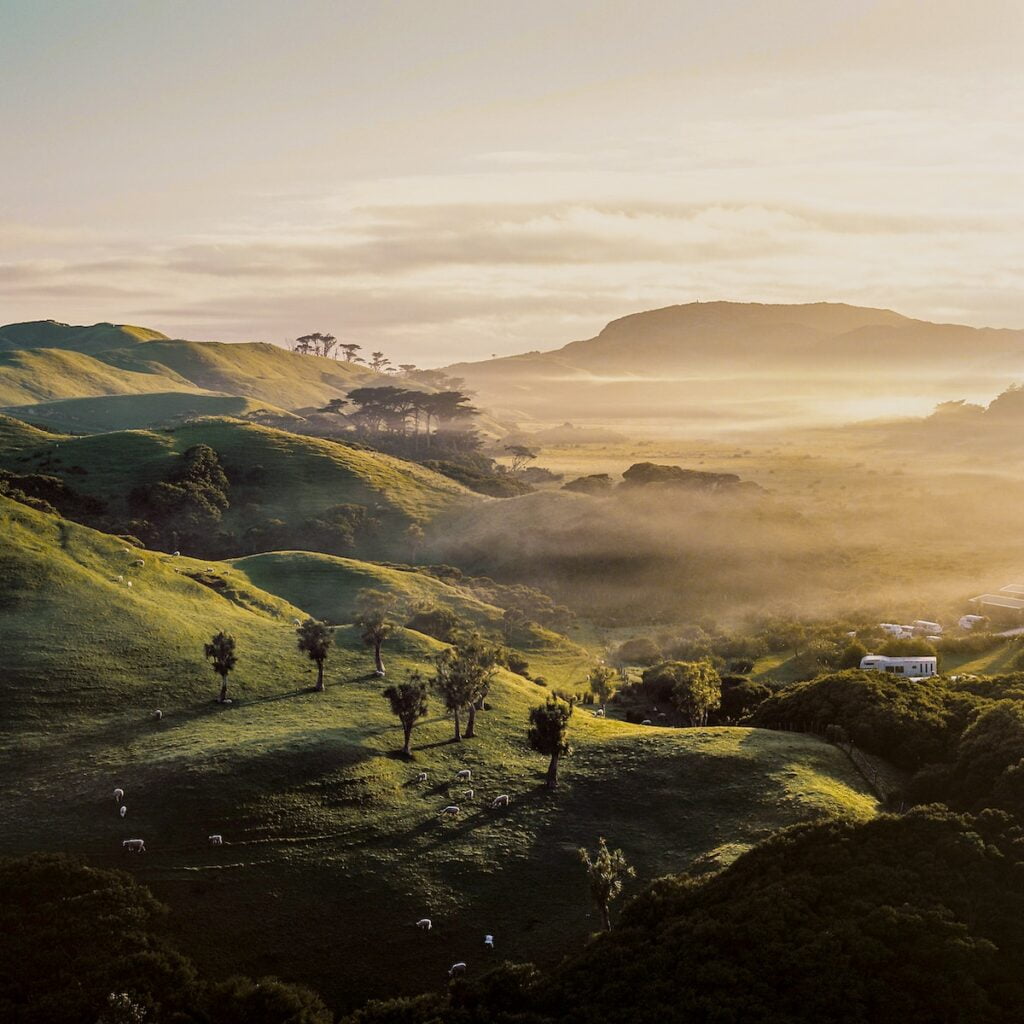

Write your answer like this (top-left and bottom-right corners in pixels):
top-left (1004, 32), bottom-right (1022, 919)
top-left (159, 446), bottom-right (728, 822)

top-left (121, 547), bottom-right (131, 554)
top-left (172, 551), bottom-right (180, 557)
top-left (131, 559), bottom-right (145, 568)
top-left (491, 794), bottom-right (510, 809)
top-left (657, 712), bottom-right (668, 720)
top-left (119, 805), bottom-right (127, 818)
top-left (292, 618), bottom-right (302, 626)
top-left (208, 834), bottom-right (223, 846)
top-left (122, 839), bottom-right (145, 853)
top-left (448, 962), bottom-right (467, 978)
top-left (455, 769), bottom-right (472, 782)
top-left (463, 789), bottom-right (474, 800)
top-left (641, 719), bottom-right (652, 725)
top-left (416, 918), bottom-right (432, 931)
top-left (116, 575), bottom-right (124, 583)
top-left (484, 934), bottom-right (494, 949)
top-left (441, 805), bottom-right (460, 817)
top-left (126, 581), bottom-right (132, 589)
top-left (153, 710), bottom-right (162, 721)
top-left (113, 788), bottom-right (124, 804)
top-left (415, 772), bottom-right (427, 783)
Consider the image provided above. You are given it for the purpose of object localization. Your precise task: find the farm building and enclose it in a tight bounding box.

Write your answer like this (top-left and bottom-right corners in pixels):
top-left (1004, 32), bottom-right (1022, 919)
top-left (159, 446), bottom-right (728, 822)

top-left (860, 655), bottom-right (938, 678)
top-left (969, 592), bottom-right (1024, 625)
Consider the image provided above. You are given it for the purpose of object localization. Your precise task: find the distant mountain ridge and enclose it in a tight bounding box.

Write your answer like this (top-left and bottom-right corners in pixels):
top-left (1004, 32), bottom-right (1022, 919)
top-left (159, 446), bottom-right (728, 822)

top-left (443, 301), bottom-right (1024, 422)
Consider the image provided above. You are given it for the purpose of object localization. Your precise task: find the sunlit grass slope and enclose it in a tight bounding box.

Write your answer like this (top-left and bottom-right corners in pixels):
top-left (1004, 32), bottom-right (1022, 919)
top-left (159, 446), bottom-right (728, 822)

top-left (0, 320), bottom-right (167, 353)
top-left (2, 392), bottom-right (300, 433)
top-left (0, 348), bottom-right (203, 407)
top-left (105, 340), bottom-right (382, 409)
top-left (0, 416), bottom-right (477, 529)
top-left (0, 496), bottom-right (878, 1012)
top-left (231, 550), bottom-right (592, 684)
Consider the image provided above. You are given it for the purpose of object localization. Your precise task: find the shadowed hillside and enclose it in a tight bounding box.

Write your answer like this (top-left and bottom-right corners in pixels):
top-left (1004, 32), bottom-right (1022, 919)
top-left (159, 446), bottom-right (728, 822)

top-left (0, 495), bottom-right (878, 1011)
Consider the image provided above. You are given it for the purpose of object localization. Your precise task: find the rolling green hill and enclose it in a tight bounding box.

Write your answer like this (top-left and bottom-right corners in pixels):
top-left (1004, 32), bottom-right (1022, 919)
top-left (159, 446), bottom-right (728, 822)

top-left (0, 495), bottom-right (878, 1013)
top-left (0, 320), bottom-right (167, 354)
top-left (1, 392), bottom-right (299, 434)
top-left (230, 550), bottom-right (591, 684)
top-left (0, 348), bottom-right (201, 407)
top-left (0, 416), bottom-right (477, 535)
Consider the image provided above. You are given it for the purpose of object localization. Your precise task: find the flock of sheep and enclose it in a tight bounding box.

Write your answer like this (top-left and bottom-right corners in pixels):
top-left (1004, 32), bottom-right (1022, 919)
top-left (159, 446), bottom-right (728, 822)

top-left (114, 787), bottom-right (222, 854)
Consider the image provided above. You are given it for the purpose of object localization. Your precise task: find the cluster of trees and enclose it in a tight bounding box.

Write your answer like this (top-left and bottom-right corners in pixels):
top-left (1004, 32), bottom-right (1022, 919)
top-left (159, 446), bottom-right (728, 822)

top-left (335, 387), bottom-right (478, 443)
top-left (0, 853), bottom-right (331, 1024)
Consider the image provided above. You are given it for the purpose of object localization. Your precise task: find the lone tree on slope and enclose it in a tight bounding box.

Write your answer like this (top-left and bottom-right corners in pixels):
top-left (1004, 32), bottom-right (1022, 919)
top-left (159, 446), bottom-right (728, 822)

top-left (588, 664), bottom-right (617, 710)
top-left (382, 672), bottom-right (430, 757)
top-left (528, 695), bottom-right (573, 789)
top-left (296, 618), bottom-right (334, 692)
top-left (579, 837), bottom-right (635, 931)
top-left (354, 589), bottom-right (396, 677)
top-left (670, 659), bottom-right (722, 727)
top-left (204, 630), bottom-right (238, 704)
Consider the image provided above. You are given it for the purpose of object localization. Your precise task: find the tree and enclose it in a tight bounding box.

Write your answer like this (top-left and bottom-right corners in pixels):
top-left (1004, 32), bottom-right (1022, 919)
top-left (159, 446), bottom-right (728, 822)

top-left (354, 589), bottom-right (395, 677)
top-left (504, 445), bottom-right (538, 473)
top-left (430, 635), bottom-right (499, 741)
top-left (204, 630), bottom-right (237, 703)
top-left (501, 606), bottom-right (529, 643)
top-left (296, 619), bottom-right (333, 692)
top-left (528, 695), bottom-right (573, 788)
top-left (369, 351), bottom-right (391, 373)
top-left (670, 659), bottom-right (721, 726)
top-left (318, 397), bottom-right (348, 415)
top-left (589, 664), bottom-right (617, 709)
top-left (578, 837), bottom-right (635, 931)
top-left (838, 639), bottom-right (869, 669)
top-left (383, 673), bottom-right (430, 756)
top-left (340, 343), bottom-right (362, 362)
top-left (405, 522), bottom-right (425, 561)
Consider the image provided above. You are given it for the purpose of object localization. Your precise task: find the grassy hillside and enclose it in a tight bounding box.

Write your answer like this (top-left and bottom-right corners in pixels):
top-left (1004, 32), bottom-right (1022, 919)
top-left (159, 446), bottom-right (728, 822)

top-left (0, 416), bottom-right (477, 533)
top-left (0, 320), bottom-right (166, 354)
top-left (231, 551), bottom-right (592, 685)
top-left (0, 348), bottom-right (201, 407)
top-left (0, 496), bottom-right (878, 1013)
top-left (103, 340), bottom-right (381, 410)
top-left (2, 392), bottom-right (299, 434)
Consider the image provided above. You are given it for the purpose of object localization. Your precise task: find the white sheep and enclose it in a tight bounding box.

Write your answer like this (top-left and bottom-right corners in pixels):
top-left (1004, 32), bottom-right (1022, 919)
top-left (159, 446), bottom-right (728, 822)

top-left (116, 575), bottom-right (124, 583)
top-left (131, 559), bottom-right (145, 568)
top-left (641, 719), bottom-right (652, 725)
top-left (292, 618), bottom-right (302, 626)
top-left (209, 834), bottom-right (223, 846)
top-left (119, 805), bottom-right (127, 818)
top-left (113, 788), bottom-right (124, 804)
top-left (484, 934), bottom-right (494, 949)
top-left (153, 710), bottom-right (162, 721)
top-left (455, 769), bottom-right (472, 782)
top-left (491, 794), bottom-right (510, 809)
top-left (122, 839), bottom-right (145, 853)
top-left (126, 581), bottom-right (132, 589)
top-left (448, 962), bottom-right (467, 978)
top-left (121, 547), bottom-right (131, 554)
top-left (592, 709), bottom-right (605, 718)
top-left (416, 918), bottom-right (432, 931)
top-left (415, 772), bottom-right (427, 783)
top-left (463, 789), bottom-right (474, 800)
top-left (441, 805), bottom-right (460, 817)
top-left (172, 551), bottom-right (180, 557)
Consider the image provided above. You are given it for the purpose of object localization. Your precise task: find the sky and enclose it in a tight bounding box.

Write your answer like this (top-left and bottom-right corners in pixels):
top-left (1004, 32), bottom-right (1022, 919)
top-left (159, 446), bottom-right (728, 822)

top-left (2, 0), bottom-right (1023, 364)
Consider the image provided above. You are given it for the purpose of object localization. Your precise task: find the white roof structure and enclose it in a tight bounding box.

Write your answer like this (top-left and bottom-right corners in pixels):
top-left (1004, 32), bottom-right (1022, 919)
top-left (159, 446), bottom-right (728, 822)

top-left (999, 584), bottom-right (1024, 595)
top-left (971, 594), bottom-right (1024, 611)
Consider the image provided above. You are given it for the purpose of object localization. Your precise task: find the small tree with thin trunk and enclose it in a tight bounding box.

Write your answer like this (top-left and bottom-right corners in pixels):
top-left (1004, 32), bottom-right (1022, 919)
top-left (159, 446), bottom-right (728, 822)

top-left (578, 837), bottom-right (635, 931)
top-left (431, 636), bottom-right (497, 741)
top-left (204, 630), bottom-right (237, 704)
top-left (528, 695), bottom-right (573, 788)
top-left (354, 589), bottom-right (396, 677)
top-left (383, 672), bottom-right (429, 756)
top-left (296, 618), bottom-right (333, 692)
top-left (670, 659), bottom-right (721, 726)
top-left (589, 664), bottom-right (617, 710)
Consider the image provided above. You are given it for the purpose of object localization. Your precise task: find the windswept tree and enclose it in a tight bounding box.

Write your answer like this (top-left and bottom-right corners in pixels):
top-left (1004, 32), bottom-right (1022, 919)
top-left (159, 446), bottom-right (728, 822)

top-left (670, 659), bottom-right (722, 726)
top-left (318, 397), bottom-right (348, 415)
top-left (369, 351), bottom-right (391, 373)
top-left (405, 522), bottom-right (425, 561)
top-left (340, 342), bottom-right (363, 362)
top-left (501, 606), bottom-right (529, 644)
top-left (528, 695), bottom-right (573, 788)
top-left (204, 630), bottom-right (237, 703)
top-left (354, 589), bottom-right (396, 677)
top-left (296, 618), bottom-right (334, 692)
top-left (589, 664), bottom-right (617, 710)
top-left (578, 837), bottom-right (635, 931)
top-left (383, 672), bottom-right (430, 756)
top-left (504, 445), bottom-right (538, 473)
top-left (431, 634), bottom-right (499, 741)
